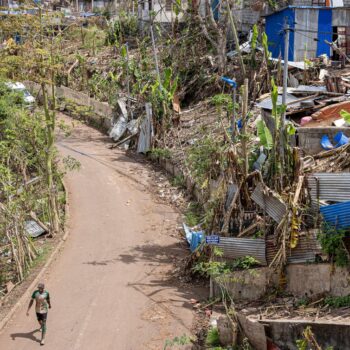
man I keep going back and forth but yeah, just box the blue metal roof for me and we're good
[320,201,350,231]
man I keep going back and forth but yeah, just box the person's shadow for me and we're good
[10,329,41,343]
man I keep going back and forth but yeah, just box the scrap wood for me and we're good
[286,94,319,106]
[314,143,350,159]
[220,181,242,235]
[237,218,262,238]
[325,40,350,64]
[29,212,49,233]
[67,59,79,75]
[110,133,136,149]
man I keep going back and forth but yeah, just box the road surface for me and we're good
[0,115,203,349]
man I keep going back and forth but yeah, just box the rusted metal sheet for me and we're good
[266,231,322,265]
[307,173,350,203]
[251,183,287,223]
[217,237,267,265]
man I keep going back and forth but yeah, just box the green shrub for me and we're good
[206,328,220,347]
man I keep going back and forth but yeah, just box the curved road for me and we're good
[0,115,203,349]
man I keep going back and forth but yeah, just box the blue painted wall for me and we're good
[266,8,296,61]
[316,9,332,57]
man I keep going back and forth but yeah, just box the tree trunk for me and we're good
[42,84,60,235]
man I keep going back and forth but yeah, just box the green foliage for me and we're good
[184,202,202,227]
[262,32,271,62]
[296,339,308,350]
[193,260,231,278]
[296,297,309,308]
[149,67,179,122]
[325,295,350,308]
[286,121,296,136]
[251,24,259,52]
[210,93,235,114]
[232,256,260,269]
[149,147,171,160]
[193,254,259,279]
[186,135,226,188]
[268,0,277,9]
[106,12,138,45]
[0,81,63,282]
[206,328,220,347]
[257,119,273,149]
[163,334,191,349]
[171,174,186,188]
[250,24,259,67]
[340,109,350,123]
[318,230,349,267]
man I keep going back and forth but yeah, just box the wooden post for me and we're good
[242,78,249,177]
[225,0,246,77]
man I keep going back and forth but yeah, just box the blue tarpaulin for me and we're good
[183,223,204,252]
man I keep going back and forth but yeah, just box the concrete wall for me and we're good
[297,127,350,154]
[266,319,350,350]
[218,264,350,301]
[214,267,278,300]
[26,82,113,131]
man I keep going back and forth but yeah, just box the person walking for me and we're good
[26,283,51,345]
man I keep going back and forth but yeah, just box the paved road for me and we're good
[0,116,203,349]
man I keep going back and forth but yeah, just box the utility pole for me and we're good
[281,21,290,185]
[282,22,289,130]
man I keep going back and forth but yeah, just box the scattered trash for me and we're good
[183,223,204,252]
[109,115,127,142]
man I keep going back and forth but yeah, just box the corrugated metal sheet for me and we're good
[256,93,300,111]
[332,8,350,27]
[266,231,322,265]
[217,237,267,265]
[294,8,319,61]
[320,201,350,230]
[288,231,323,264]
[225,183,238,210]
[307,173,350,202]
[251,183,287,223]
[25,220,46,238]
[137,103,153,154]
